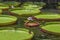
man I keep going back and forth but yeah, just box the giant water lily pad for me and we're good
[0,3,9,9]
[23,2,45,7]
[22,5,40,10]
[22,4,40,10]
[0,15,17,26]
[46,22,60,25]
[41,24,60,35]
[34,2,46,7]
[10,9,40,17]
[0,28,33,40]
[35,14,60,19]
[0,6,9,9]
[4,1,20,6]
[22,2,43,10]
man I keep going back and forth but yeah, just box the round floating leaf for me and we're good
[22,2,46,10]
[34,2,46,7]
[35,14,60,19]
[0,29,33,40]
[41,24,60,34]
[4,1,20,6]
[0,2,9,9]
[22,2,41,10]
[0,15,17,26]
[10,9,40,17]
[0,6,9,9]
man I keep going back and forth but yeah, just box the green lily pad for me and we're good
[22,5,40,10]
[23,2,45,7]
[22,2,42,10]
[41,24,60,34]
[35,14,60,19]
[0,6,9,9]
[46,22,60,25]
[34,2,46,7]
[10,9,40,16]
[0,2,9,9]
[0,15,17,26]
[0,28,33,40]
[4,1,20,6]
